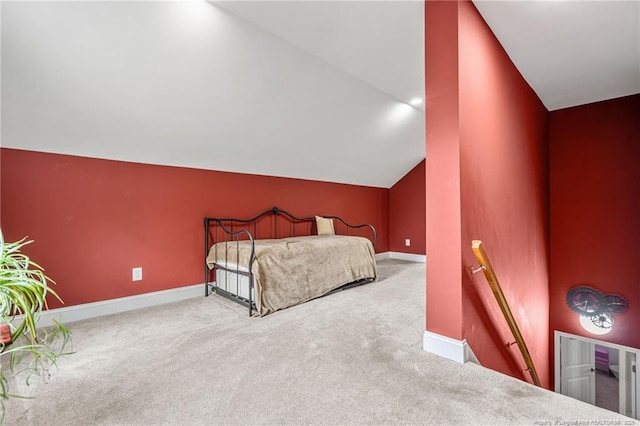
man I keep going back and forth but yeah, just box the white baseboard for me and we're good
[390,252,426,263]
[376,251,426,263]
[466,344,480,365]
[33,251,423,329]
[423,330,472,364]
[35,283,204,328]
[375,252,392,261]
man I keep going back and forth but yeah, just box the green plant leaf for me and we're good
[0,229,71,420]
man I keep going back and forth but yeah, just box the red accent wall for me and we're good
[549,94,640,354]
[425,0,463,340]
[389,160,425,254]
[425,1,550,387]
[1,148,389,308]
[458,0,550,388]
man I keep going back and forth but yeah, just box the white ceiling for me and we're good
[213,1,425,107]
[1,1,425,189]
[216,0,640,112]
[474,0,640,111]
[3,1,638,190]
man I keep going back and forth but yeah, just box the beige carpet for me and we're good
[3,259,634,425]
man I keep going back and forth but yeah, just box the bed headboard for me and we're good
[204,206,377,247]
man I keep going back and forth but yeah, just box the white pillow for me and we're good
[315,216,335,235]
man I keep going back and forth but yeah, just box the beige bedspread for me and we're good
[206,235,377,316]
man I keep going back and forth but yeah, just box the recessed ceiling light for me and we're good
[409,98,423,106]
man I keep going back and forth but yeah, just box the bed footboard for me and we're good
[203,219,256,315]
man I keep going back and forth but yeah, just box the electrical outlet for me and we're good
[132,267,143,282]
[405,239,411,247]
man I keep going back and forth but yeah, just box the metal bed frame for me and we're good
[203,206,377,316]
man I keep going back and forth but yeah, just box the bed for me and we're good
[204,207,378,316]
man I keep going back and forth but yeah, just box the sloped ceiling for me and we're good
[213,1,425,106]
[4,1,636,189]
[222,0,640,116]
[473,0,640,111]
[1,1,425,189]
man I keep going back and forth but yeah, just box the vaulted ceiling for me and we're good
[474,0,640,111]
[1,1,424,189]
[2,1,638,188]
[213,1,425,107]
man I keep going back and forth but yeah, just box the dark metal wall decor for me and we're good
[566,285,629,331]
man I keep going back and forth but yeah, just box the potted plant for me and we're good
[0,229,71,420]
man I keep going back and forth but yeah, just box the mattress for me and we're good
[214,262,254,301]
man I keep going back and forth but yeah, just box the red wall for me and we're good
[0,148,389,308]
[425,0,464,341]
[425,1,550,387]
[549,94,640,354]
[389,160,425,254]
[458,0,550,388]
